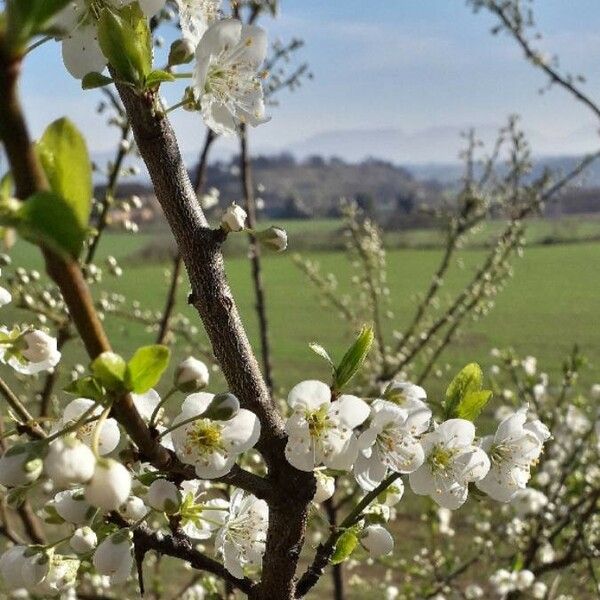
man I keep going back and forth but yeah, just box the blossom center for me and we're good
[305,405,331,440]
[186,419,223,455]
[428,444,458,472]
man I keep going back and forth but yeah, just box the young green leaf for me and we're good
[333,325,374,392]
[145,69,175,89]
[98,3,152,88]
[36,118,92,229]
[64,377,105,403]
[82,72,114,90]
[456,389,493,421]
[18,191,86,257]
[308,342,335,368]
[445,363,492,421]
[125,345,170,393]
[331,529,359,565]
[91,352,127,392]
[0,172,13,200]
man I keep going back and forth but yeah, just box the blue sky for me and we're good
[18,0,600,162]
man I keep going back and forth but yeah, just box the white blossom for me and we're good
[131,389,161,423]
[221,203,247,232]
[354,398,430,490]
[360,524,394,557]
[0,328,61,374]
[532,581,548,598]
[476,408,547,502]
[119,495,149,521]
[85,458,132,511]
[515,569,535,591]
[30,554,79,596]
[284,380,370,472]
[171,392,260,479]
[0,444,43,488]
[0,545,28,590]
[313,471,335,503]
[175,356,210,393]
[54,0,167,79]
[522,355,537,376]
[21,551,51,588]
[179,480,228,539]
[52,489,96,524]
[146,478,182,514]
[0,285,11,307]
[43,436,96,488]
[55,398,120,456]
[215,490,268,578]
[93,531,133,584]
[193,19,268,135]
[175,0,220,47]
[409,419,490,509]
[70,526,98,554]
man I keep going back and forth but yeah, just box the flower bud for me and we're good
[175,356,210,393]
[53,489,95,524]
[515,569,535,590]
[0,285,11,307]
[257,226,288,252]
[70,526,98,554]
[0,443,43,488]
[43,437,96,488]
[21,550,51,587]
[93,531,133,582]
[146,479,182,514]
[85,459,132,511]
[168,38,195,66]
[360,524,394,557]
[202,392,240,421]
[21,329,61,372]
[119,495,149,521]
[313,471,335,503]
[221,203,247,232]
[0,545,28,590]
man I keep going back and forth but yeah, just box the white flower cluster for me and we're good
[284,380,550,511]
[54,0,269,136]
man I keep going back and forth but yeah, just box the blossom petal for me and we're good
[221,408,260,452]
[61,24,107,79]
[333,394,370,429]
[287,380,331,411]
[354,450,387,491]
[238,24,268,67]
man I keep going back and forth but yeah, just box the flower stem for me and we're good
[91,405,112,456]
[25,36,52,56]
[156,413,203,439]
[165,100,188,114]
[149,386,177,428]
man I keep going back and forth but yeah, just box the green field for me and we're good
[4,223,599,398]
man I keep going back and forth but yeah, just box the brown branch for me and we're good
[487,2,600,122]
[113,82,315,598]
[240,125,274,395]
[155,253,183,345]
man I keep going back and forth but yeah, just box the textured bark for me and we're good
[114,85,316,599]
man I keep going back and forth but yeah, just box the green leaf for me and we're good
[98,3,152,87]
[0,172,13,201]
[6,0,71,48]
[145,69,175,89]
[333,325,374,392]
[331,530,359,565]
[91,352,127,392]
[18,191,86,257]
[445,363,492,421]
[64,376,105,403]
[125,345,170,393]
[82,72,114,90]
[37,118,92,229]
[308,342,334,368]
[456,389,493,421]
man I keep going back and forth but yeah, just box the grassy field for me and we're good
[4,223,599,397]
